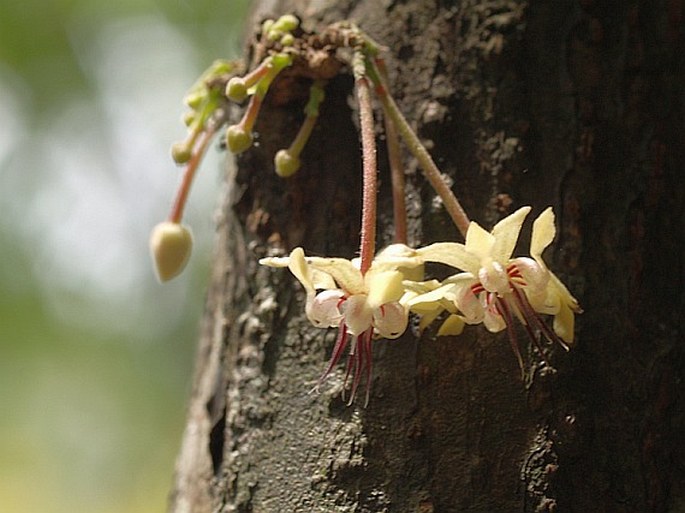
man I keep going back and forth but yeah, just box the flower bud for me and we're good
[226,125,253,154]
[149,222,193,282]
[184,91,205,109]
[261,19,274,35]
[182,111,195,126]
[171,141,192,164]
[267,29,284,42]
[273,14,299,33]
[226,77,248,103]
[280,33,295,47]
[270,53,293,70]
[274,149,300,177]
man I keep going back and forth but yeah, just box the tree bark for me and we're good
[170,1,685,512]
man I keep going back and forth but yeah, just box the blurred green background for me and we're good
[0,1,249,511]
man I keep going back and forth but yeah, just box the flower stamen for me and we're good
[313,321,349,393]
[495,297,525,373]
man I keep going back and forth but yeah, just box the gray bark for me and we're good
[170,1,685,512]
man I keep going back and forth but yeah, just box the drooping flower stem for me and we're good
[354,52,378,275]
[291,80,326,155]
[227,54,293,154]
[368,59,471,239]
[241,59,272,89]
[237,93,263,134]
[168,124,218,224]
[375,58,408,244]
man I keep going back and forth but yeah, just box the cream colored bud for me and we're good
[226,125,253,154]
[226,77,248,103]
[274,149,300,177]
[149,222,193,282]
[182,111,195,126]
[171,141,192,164]
[273,14,299,32]
[280,33,295,46]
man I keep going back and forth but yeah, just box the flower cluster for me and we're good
[263,207,580,398]
[151,16,582,404]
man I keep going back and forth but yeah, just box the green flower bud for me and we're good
[171,141,192,164]
[182,111,195,126]
[280,33,295,46]
[273,14,299,33]
[149,222,193,282]
[271,53,293,71]
[226,125,253,154]
[226,77,248,103]
[261,19,274,35]
[274,149,300,177]
[184,91,205,109]
[267,29,283,42]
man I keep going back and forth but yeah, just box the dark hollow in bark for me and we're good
[170,1,685,512]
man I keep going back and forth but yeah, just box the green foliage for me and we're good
[0,1,249,512]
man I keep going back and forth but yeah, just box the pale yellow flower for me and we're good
[260,244,422,338]
[408,206,581,367]
[260,244,423,403]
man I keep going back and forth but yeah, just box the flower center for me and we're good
[478,258,511,295]
[341,294,374,336]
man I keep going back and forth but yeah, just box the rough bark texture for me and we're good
[170,1,685,512]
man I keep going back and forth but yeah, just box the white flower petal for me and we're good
[373,302,408,339]
[511,257,549,293]
[341,295,373,335]
[310,269,337,290]
[553,302,575,346]
[372,244,424,271]
[416,242,481,274]
[478,259,510,294]
[258,256,289,268]
[530,207,556,260]
[465,221,496,261]
[483,308,506,333]
[287,247,315,294]
[306,289,344,328]
[307,257,365,294]
[491,206,531,262]
[455,285,485,324]
[549,272,581,313]
[365,270,404,308]
[437,314,465,336]
[407,283,459,308]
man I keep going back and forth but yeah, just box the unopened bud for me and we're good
[261,19,274,35]
[274,149,300,177]
[270,53,293,71]
[273,14,299,33]
[171,141,192,164]
[267,29,283,42]
[149,222,193,282]
[182,111,195,126]
[226,77,248,103]
[226,125,253,154]
[184,91,205,109]
[280,33,295,46]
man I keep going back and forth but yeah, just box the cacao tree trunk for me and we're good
[170,1,685,512]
